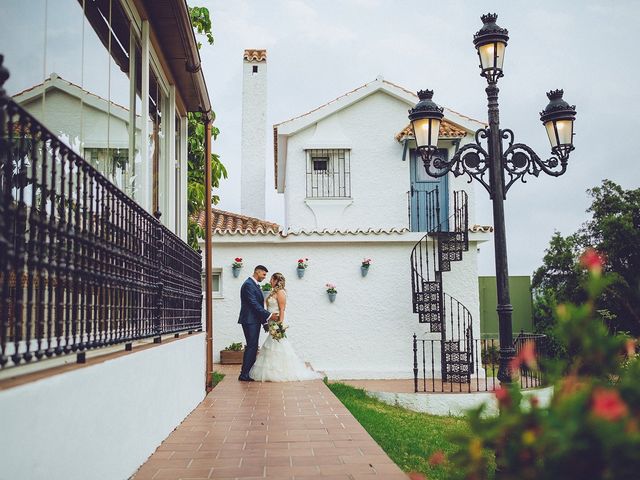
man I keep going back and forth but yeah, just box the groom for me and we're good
[238,265,279,381]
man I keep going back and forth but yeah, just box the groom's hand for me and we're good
[262,323,269,332]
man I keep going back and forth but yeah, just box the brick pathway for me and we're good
[132,365,407,479]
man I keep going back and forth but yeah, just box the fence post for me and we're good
[413,333,418,393]
[154,214,163,343]
[0,55,10,367]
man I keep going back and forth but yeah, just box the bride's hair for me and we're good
[268,272,286,300]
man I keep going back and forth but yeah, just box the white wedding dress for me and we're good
[249,295,322,382]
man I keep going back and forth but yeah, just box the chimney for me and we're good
[240,49,267,219]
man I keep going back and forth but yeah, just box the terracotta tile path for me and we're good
[132,365,407,479]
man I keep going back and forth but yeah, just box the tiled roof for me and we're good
[243,49,267,62]
[283,227,410,236]
[196,208,280,235]
[395,121,467,142]
[469,224,494,233]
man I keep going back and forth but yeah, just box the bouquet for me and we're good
[232,257,243,268]
[268,320,288,341]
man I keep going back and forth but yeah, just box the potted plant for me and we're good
[220,342,244,364]
[296,258,309,278]
[361,258,372,277]
[261,282,272,300]
[231,257,243,278]
[326,283,337,302]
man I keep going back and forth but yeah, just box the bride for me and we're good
[250,273,322,382]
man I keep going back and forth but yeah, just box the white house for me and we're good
[204,50,492,380]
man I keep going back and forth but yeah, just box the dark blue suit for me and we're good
[238,277,271,379]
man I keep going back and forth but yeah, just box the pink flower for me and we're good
[591,388,628,422]
[510,340,537,372]
[428,450,446,466]
[580,248,605,275]
[494,386,511,408]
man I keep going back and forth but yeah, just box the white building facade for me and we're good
[205,51,491,380]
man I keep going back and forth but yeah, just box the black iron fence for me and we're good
[0,74,202,370]
[413,332,547,393]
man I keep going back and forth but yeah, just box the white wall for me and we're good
[282,90,477,232]
[0,334,205,480]
[368,386,554,417]
[208,233,486,379]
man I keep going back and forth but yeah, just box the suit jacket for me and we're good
[238,277,271,325]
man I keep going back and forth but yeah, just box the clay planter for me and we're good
[262,290,271,300]
[297,267,305,278]
[232,267,241,278]
[220,349,244,364]
[328,292,337,303]
[361,266,370,277]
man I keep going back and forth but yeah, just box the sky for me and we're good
[197,0,640,277]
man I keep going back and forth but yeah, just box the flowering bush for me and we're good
[232,257,243,268]
[297,258,309,269]
[433,248,640,479]
[362,258,372,268]
[326,283,337,294]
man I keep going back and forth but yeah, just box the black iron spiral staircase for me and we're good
[410,188,474,383]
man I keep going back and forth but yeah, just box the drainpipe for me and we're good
[204,112,214,390]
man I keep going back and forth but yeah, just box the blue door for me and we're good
[410,149,449,232]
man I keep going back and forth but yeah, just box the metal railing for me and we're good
[413,332,547,393]
[0,69,202,370]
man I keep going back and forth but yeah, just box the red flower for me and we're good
[235,257,242,262]
[428,450,446,466]
[580,248,605,275]
[494,386,511,408]
[592,388,628,421]
[297,258,304,262]
[408,473,427,480]
[510,340,537,372]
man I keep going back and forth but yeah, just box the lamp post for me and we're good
[408,13,577,383]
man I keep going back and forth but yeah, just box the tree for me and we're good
[532,180,640,337]
[187,6,227,249]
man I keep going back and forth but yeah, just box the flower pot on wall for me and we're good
[232,267,241,278]
[297,267,305,278]
[220,349,244,364]
[328,292,337,303]
[262,290,271,300]
[361,266,370,277]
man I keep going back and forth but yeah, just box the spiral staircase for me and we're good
[410,188,474,383]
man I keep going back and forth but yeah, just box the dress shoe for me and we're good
[238,376,255,382]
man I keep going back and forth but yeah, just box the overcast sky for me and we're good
[196,0,640,277]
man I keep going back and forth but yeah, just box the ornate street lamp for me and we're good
[409,13,577,383]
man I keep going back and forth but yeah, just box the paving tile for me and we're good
[131,364,407,479]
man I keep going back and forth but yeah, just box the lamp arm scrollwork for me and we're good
[501,129,568,194]
[418,127,492,195]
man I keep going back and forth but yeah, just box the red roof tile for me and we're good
[196,208,280,235]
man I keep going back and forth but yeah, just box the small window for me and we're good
[202,268,223,298]
[252,65,258,74]
[306,149,351,198]
[312,158,329,172]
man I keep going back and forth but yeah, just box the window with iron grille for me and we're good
[305,149,351,198]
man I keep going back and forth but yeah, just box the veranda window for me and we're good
[305,149,351,198]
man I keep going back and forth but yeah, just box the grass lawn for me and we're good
[327,381,495,480]
[210,371,225,388]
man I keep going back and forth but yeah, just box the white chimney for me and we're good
[240,49,267,219]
